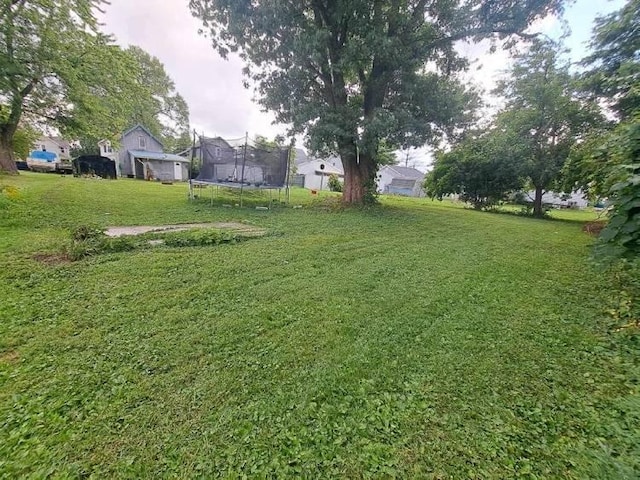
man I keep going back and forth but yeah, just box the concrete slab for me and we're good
[104,222,266,238]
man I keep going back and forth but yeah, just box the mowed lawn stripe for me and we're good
[0,173,637,478]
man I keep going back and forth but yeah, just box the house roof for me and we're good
[315,165,343,175]
[128,150,190,162]
[123,124,164,148]
[199,136,233,148]
[384,165,425,179]
[38,136,71,148]
[294,148,308,165]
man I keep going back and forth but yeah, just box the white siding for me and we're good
[297,160,343,191]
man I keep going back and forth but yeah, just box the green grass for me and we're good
[1,172,638,478]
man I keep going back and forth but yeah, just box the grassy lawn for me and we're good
[1,172,638,478]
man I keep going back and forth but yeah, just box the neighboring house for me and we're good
[522,190,589,209]
[377,165,425,197]
[100,125,190,182]
[296,157,344,190]
[98,139,117,160]
[27,136,72,172]
[191,136,234,163]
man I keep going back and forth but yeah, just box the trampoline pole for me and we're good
[286,144,292,204]
[240,132,248,208]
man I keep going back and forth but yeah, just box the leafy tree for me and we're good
[190,0,565,204]
[580,0,639,121]
[124,46,190,149]
[494,40,602,217]
[425,128,524,209]
[595,159,640,262]
[0,1,191,173]
[0,108,39,159]
[563,0,639,198]
[71,46,192,157]
[0,0,110,173]
[11,123,39,160]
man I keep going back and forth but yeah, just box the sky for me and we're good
[99,0,626,170]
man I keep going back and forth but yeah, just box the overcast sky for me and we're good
[99,0,625,169]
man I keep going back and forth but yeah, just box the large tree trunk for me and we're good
[533,185,544,217]
[339,142,377,205]
[0,131,19,174]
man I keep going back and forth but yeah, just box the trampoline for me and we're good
[189,135,292,207]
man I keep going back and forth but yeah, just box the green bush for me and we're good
[595,164,640,262]
[328,174,342,192]
[595,164,640,326]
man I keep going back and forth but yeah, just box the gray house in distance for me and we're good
[377,165,426,197]
[105,125,190,181]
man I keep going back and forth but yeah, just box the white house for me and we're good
[98,139,117,160]
[377,165,425,197]
[523,190,589,209]
[296,158,344,190]
[26,136,73,172]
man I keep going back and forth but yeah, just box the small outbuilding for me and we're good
[73,155,117,179]
[128,150,191,182]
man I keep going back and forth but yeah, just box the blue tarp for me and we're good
[30,151,57,162]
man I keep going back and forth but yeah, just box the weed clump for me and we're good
[66,226,246,260]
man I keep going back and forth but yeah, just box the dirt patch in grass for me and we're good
[582,220,606,236]
[31,253,72,265]
[104,222,266,238]
[0,350,19,364]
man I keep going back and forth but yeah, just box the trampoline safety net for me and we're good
[195,137,290,189]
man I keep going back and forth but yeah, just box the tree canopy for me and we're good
[427,40,602,216]
[0,0,109,172]
[190,0,565,204]
[580,0,639,121]
[425,127,524,209]
[72,46,192,156]
[493,41,602,215]
[564,0,640,198]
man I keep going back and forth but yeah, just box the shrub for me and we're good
[162,229,237,247]
[594,164,640,327]
[67,226,139,260]
[328,174,343,192]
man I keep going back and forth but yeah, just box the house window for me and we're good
[139,136,147,149]
[215,146,221,158]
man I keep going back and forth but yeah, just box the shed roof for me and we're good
[129,150,190,162]
[384,165,425,179]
